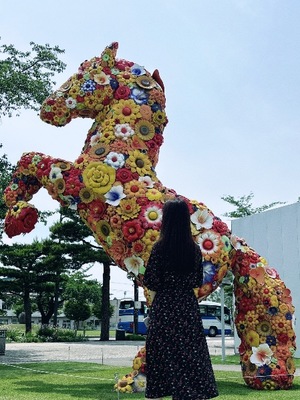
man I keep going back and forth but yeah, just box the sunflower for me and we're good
[257,321,272,336]
[135,120,155,141]
[79,187,94,203]
[54,178,66,194]
[95,220,111,241]
[286,357,296,375]
[126,150,152,175]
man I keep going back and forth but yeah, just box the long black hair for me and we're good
[157,198,198,274]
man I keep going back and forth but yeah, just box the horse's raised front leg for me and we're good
[3,151,74,237]
[231,238,296,390]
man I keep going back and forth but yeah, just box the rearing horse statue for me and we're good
[3,42,296,391]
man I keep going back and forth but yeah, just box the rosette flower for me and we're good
[82,162,116,195]
[5,202,38,238]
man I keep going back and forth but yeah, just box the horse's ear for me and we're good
[152,69,165,92]
[101,42,118,66]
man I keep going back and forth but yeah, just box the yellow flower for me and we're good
[99,128,115,144]
[83,162,116,195]
[270,295,279,307]
[152,110,167,126]
[124,180,147,198]
[112,99,141,123]
[96,220,111,241]
[127,150,152,175]
[79,187,94,203]
[135,119,155,140]
[133,357,142,370]
[117,198,141,220]
[244,311,259,328]
[286,357,296,374]
[142,229,159,252]
[256,321,272,336]
[54,178,66,194]
[246,330,260,347]
[146,188,163,201]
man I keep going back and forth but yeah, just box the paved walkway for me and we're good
[0,340,298,375]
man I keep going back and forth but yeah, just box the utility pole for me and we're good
[133,279,139,334]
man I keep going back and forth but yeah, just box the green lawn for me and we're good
[0,362,299,400]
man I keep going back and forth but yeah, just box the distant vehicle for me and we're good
[199,300,232,337]
[117,298,148,335]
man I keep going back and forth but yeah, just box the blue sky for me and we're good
[1,0,300,298]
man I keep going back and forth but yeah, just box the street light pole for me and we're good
[220,277,232,362]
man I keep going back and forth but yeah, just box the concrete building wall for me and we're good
[232,202,300,357]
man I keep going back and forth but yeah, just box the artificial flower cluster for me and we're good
[114,347,146,393]
[232,239,296,389]
[3,42,296,391]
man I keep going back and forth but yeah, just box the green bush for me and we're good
[2,325,24,342]
[37,326,87,342]
[125,333,146,341]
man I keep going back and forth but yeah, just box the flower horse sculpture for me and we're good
[4,42,296,391]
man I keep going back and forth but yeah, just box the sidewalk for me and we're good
[0,341,298,376]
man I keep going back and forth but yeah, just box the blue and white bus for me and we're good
[199,300,232,337]
[117,298,148,335]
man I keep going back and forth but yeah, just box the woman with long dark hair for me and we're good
[144,199,218,400]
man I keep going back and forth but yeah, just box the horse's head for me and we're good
[40,42,167,167]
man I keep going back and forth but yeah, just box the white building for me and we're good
[232,202,300,358]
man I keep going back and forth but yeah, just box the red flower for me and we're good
[5,206,38,237]
[19,207,38,233]
[114,85,131,100]
[5,216,24,238]
[88,200,107,219]
[212,219,229,235]
[116,168,136,183]
[122,220,145,242]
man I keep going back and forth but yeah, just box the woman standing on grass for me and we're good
[143,199,219,400]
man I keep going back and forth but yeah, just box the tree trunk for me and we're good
[100,262,110,341]
[37,296,55,326]
[53,276,60,326]
[24,289,32,333]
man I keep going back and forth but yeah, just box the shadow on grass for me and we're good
[217,378,300,398]
[12,380,114,399]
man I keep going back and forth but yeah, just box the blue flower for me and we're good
[257,364,272,378]
[110,79,119,90]
[130,64,146,76]
[130,87,149,105]
[266,335,276,346]
[203,261,216,284]
[268,307,278,316]
[151,103,161,112]
[81,79,96,93]
[285,312,293,320]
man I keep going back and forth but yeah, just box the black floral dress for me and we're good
[143,244,219,400]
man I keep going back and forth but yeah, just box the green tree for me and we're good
[50,207,113,340]
[0,241,45,332]
[63,272,103,334]
[0,146,15,241]
[221,192,285,219]
[0,40,66,118]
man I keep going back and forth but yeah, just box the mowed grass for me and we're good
[0,361,299,400]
